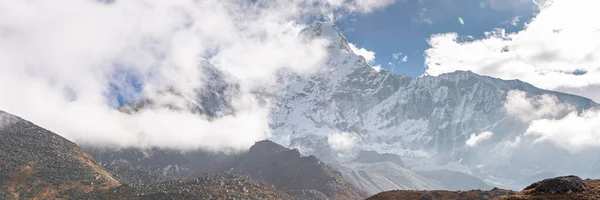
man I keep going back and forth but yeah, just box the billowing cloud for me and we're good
[466,131,493,147]
[504,90,574,122]
[424,0,600,102]
[348,42,376,63]
[502,90,600,152]
[0,0,395,151]
[526,110,600,153]
[327,132,359,150]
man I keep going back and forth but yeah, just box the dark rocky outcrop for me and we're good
[523,175,586,194]
[231,140,367,199]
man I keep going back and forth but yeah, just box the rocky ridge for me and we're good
[0,111,119,199]
[230,140,366,199]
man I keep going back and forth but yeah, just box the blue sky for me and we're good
[336,0,540,77]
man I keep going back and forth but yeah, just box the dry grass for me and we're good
[5,162,37,199]
[73,147,120,188]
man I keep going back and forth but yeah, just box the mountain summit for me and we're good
[301,21,354,53]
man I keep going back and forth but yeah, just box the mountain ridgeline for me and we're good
[2,20,600,199]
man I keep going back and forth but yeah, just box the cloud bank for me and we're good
[526,110,600,153]
[424,0,600,102]
[0,0,394,151]
[466,131,493,147]
[328,132,359,151]
[504,90,574,122]
[502,90,600,153]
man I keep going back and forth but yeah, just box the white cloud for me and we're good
[503,90,600,152]
[0,0,395,151]
[466,131,494,147]
[424,0,600,102]
[511,16,521,26]
[389,53,407,68]
[371,65,382,72]
[351,0,396,13]
[414,7,433,24]
[392,52,407,63]
[327,132,358,150]
[526,109,600,153]
[392,52,402,60]
[348,42,376,64]
[504,90,574,122]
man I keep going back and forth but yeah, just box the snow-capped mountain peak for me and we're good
[301,21,354,54]
[270,22,599,189]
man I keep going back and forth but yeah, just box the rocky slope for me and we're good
[85,146,242,180]
[85,140,366,199]
[0,111,119,199]
[81,174,292,200]
[331,161,445,195]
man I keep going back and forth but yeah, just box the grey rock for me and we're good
[524,175,586,194]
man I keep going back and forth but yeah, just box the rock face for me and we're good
[0,111,119,199]
[523,175,586,194]
[230,140,367,199]
[353,150,405,167]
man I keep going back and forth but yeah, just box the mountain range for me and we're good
[2,21,600,199]
[269,21,599,189]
